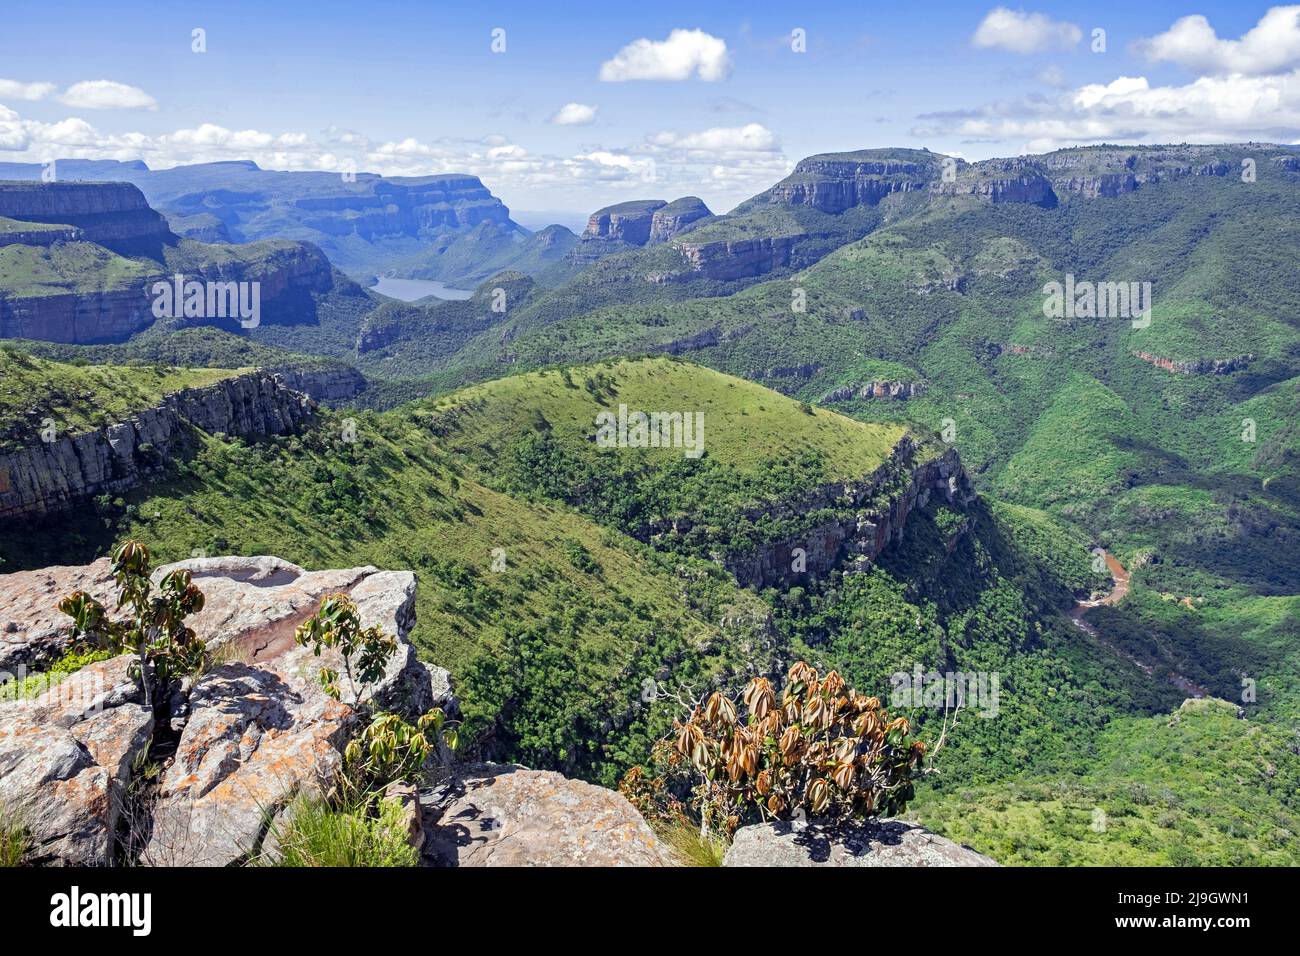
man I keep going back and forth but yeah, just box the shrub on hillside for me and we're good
[628,662,925,835]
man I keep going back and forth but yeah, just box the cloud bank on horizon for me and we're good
[3,5,1300,213]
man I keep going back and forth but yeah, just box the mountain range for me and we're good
[1,142,1297,866]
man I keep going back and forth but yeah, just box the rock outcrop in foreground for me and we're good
[724,819,998,867]
[0,556,448,866]
[421,764,673,867]
[1,554,986,867]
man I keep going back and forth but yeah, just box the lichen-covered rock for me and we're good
[422,764,673,867]
[724,818,999,867]
[0,558,116,672]
[143,662,354,867]
[0,655,152,866]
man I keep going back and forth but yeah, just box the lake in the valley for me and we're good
[369,276,474,302]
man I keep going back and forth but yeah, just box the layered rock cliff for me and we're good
[821,380,928,402]
[290,174,513,239]
[0,373,314,522]
[1132,350,1253,375]
[270,364,367,403]
[571,196,713,263]
[720,440,972,590]
[0,181,171,252]
[760,154,938,213]
[674,234,798,280]
[0,282,162,343]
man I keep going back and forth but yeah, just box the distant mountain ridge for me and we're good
[0,159,554,286]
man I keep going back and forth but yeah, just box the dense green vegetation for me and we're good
[911,698,1300,865]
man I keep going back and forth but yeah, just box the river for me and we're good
[1070,550,1208,698]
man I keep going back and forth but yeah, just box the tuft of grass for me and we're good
[0,808,31,867]
[653,819,729,867]
[267,795,419,868]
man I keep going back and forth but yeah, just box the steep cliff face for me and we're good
[675,234,798,280]
[0,282,161,342]
[1132,351,1253,375]
[722,441,973,590]
[0,181,171,252]
[932,160,1057,206]
[572,197,713,263]
[1036,146,1245,198]
[581,199,668,244]
[291,175,513,239]
[649,197,712,242]
[821,381,928,402]
[0,373,314,522]
[270,365,367,403]
[760,153,939,213]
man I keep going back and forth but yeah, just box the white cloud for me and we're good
[915,69,1300,152]
[0,79,55,101]
[599,28,731,82]
[58,80,157,110]
[550,102,597,125]
[1137,6,1300,76]
[650,123,777,152]
[0,100,782,214]
[972,7,1081,54]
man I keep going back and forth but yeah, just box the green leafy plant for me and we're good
[293,593,397,702]
[58,541,207,708]
[652,662,926,835]
[344,710,454,788]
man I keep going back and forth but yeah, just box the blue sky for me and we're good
[3,2,1298,218]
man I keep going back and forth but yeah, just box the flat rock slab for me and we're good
[423,765,673,867]
[0,655,152,865]
[0,558,116,671]
[143,662,354,867]
[724,818,999,867]
[156,556,442,715]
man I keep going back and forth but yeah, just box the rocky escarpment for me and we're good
[1035,146,1264,198]
[571,197,713,263]
[0,181,171,253]
[649,197,712,242]
[289,175,513,239]
[821,380,928,402]
[0,373,314,523]
[0,282,162,343]
[719,439,973,590]
[932,160,1057,206]
[674,234,799,281]
[270,365,367,403]
[1132,350,1253,375]
[759,153,939,213]
[0,553,993,867]
[0,221,81,247]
